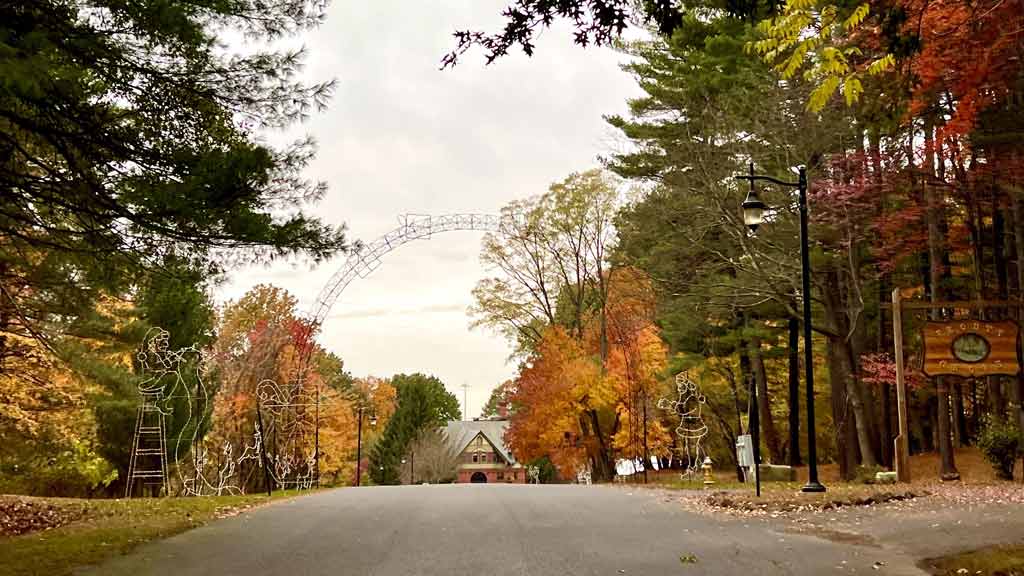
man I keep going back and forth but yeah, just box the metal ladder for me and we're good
[125,392,169,497]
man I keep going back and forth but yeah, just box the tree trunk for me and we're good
[750,332,784,463]
[871,129,894,469]
[936,379,960,479]
[917,393,933,453]
[881,382,893,468]
[989,379,1007,420]
[970,381,980,439]
[953,383,966,447]
[828,339,855,480]
[823,265,879,469]
[1011,172,1024,470]
[924,119,959,480]
[587,409,615,481]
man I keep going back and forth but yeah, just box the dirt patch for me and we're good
[809,528,879,547]
[0,495,88,537]
[698,487,926,516]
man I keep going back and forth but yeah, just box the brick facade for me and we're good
[456,468,526,484]
[444,419,526,484]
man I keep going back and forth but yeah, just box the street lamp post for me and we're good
[736,162,826,493]
[354,406,378,487]
[355,407,364,487]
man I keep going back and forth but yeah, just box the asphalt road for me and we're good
[84,484,927,576]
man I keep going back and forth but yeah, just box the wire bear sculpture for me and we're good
[657,371,709,482]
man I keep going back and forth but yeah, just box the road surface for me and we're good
[84,484,927,575]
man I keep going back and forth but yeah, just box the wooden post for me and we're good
[892,288,911,483]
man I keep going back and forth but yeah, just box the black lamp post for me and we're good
[354,406,377,487]
[736,162,826,493]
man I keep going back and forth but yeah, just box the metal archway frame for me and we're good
[269,213,504,489]
[308,214,501,326]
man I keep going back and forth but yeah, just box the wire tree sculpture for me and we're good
[657,371,709,482]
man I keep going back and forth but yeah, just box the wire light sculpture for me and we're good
[128,327,215,497]
[528,466,540,484]
[657,371,709,482]
[128,328,294,496]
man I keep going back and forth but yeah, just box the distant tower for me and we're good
[460,383,471,421]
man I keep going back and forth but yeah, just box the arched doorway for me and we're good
[470,472,488,483]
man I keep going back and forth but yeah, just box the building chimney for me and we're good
[497,400,509,419]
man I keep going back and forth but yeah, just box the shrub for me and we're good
[977,416,1021,481]
[853,464,886,485]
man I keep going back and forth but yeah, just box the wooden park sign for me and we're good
[890,292,1022,484]
[922,320,1020,377]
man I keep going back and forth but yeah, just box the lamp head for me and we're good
[742,185,767,232]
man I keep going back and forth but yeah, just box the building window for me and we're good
[497,471,504,480]
[472,454,478,463]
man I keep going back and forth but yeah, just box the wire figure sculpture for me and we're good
[128,327,211,497]
[125,391,169,497]
[128,327,275,497]
[657,371,709,482]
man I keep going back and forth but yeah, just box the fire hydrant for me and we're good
[701,456,715,487]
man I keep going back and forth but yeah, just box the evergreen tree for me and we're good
[369,374,460,485]
[0,0,347,375]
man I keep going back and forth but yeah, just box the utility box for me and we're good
[736,434,754,469]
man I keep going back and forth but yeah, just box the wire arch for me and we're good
[273,213,507,488]
[308,213,502,325]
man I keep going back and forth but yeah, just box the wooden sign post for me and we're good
[891,289,911,483]
[891,291,1021,483]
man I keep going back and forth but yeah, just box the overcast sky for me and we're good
[215,1,644,419]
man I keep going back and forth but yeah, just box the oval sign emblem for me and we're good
[952,333,990,363]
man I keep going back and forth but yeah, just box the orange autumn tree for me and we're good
[506,267,673,480]
[600,268,673,467]
[205,284,362,490]
[506,326,612,479]
[0,335,115,495]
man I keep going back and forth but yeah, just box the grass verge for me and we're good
[0,491,303,576]
[923,544,1024,575]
